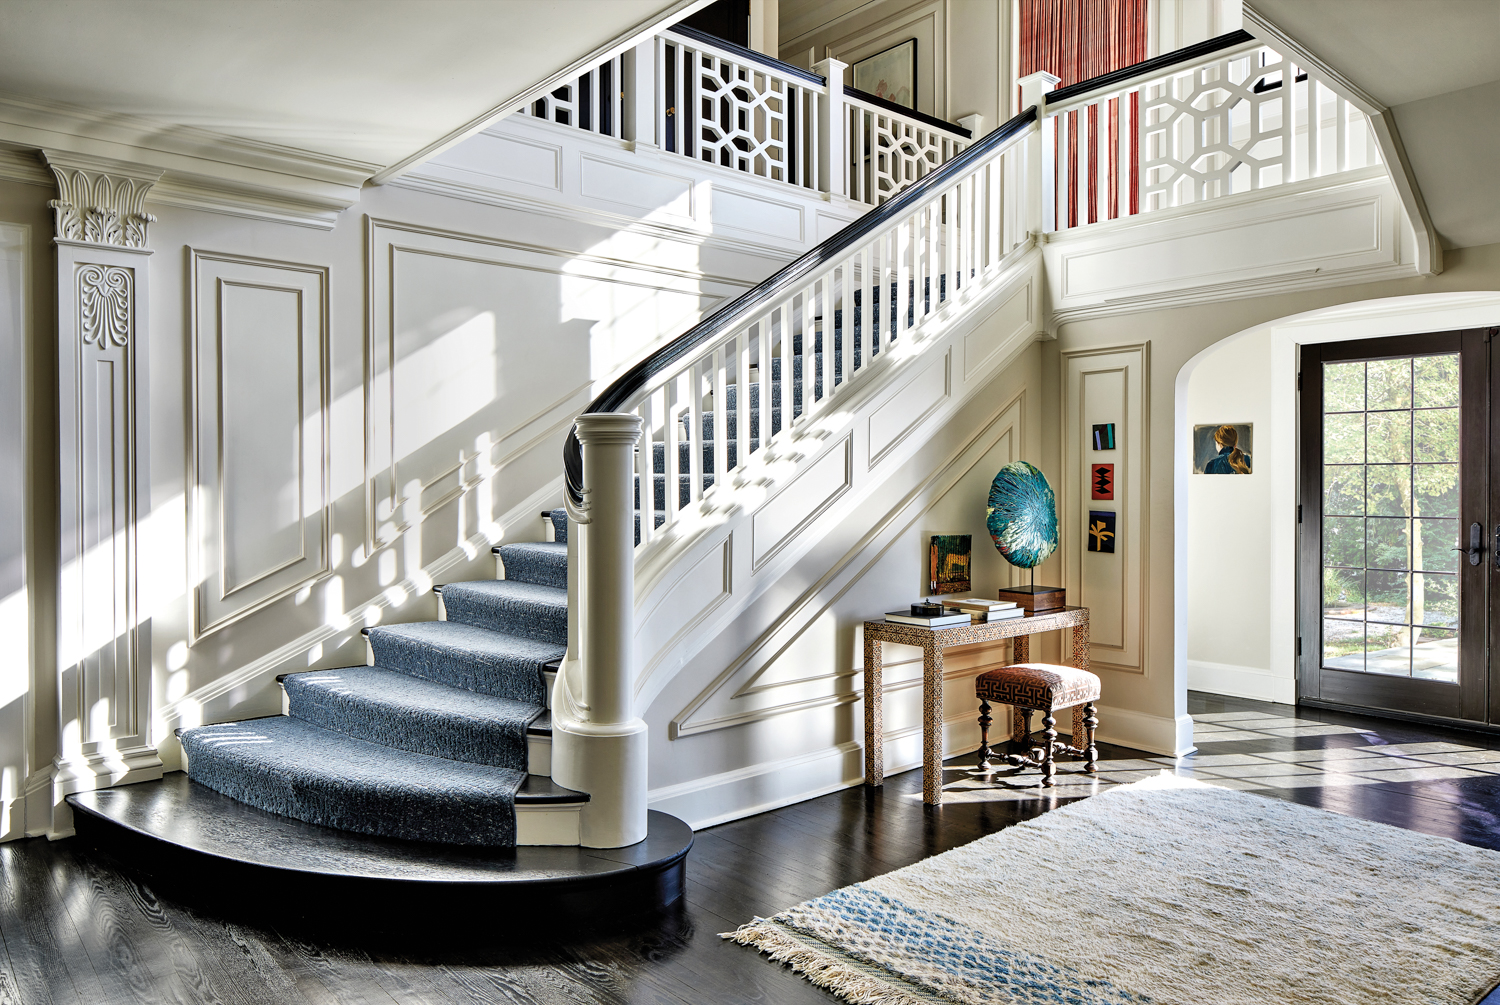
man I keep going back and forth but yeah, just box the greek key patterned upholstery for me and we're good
[975,663,1101,711]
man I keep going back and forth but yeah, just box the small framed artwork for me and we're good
[1092,423,1116,450]
[928,534,972,594]
[853,39,916,109]
[1087,511,1116,553]
[1193,423,1253,474]
[1091,463,1115,500]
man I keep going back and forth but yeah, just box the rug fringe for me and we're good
[722,921,930,1005]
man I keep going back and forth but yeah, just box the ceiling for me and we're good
[1252,0,1500,250]
[0,0,690,173]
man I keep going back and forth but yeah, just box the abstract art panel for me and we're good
[1087,511,1116,553]
[928,534,972,594]
[853,38,916,109]
[1091,463,1114,500]
[1092,423,1116,450]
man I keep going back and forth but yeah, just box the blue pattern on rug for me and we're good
[773,885,1149,1005]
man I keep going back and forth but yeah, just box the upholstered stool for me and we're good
[974,663,1101,785]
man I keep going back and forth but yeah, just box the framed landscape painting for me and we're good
[854,39,916,109]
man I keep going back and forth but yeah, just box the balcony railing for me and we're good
[516,25,972,207]
[1041,30,1381,231]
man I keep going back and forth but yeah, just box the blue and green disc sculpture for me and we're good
[986,461,1058,571]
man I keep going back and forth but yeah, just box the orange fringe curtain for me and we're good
[1019,0,1147,225]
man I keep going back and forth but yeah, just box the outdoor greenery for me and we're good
[1320,354,1461,669]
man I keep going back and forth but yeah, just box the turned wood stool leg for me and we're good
[1040,710,1057,786]
[1011,707,1031,755]
[1083,702,1099,772]
[976,701,993,768]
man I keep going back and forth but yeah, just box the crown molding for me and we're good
[0,91,376,229]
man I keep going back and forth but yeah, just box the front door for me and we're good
[1299,330,1491,723]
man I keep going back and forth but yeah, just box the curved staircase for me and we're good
[67,512,691,927]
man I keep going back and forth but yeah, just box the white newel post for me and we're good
[624,41,658,151]
[42,150,165,838]
[1017,72,1060,235]
[813,58,847,199]
[552,413,648,848]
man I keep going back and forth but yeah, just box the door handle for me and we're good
[1453,522,1484,566]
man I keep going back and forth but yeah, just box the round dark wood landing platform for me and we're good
[67,773,692,943]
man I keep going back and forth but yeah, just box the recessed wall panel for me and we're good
[192,252,328,639]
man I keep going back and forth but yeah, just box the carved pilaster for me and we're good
[42,151,161,248]
[43,150,162,836]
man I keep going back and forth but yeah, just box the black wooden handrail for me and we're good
[843,86,972,138]
[563,104,1040,506]
[1046,29,1256,105]
[665,25,826,86]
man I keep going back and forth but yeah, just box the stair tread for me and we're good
[438,579,568,646]
[369,620,565,665]
[366,620,561,706]
[180,717,585,847]
[492,541,567,588]
[528,709,552,736]
[282,666,542,770]
[493,540,566,559]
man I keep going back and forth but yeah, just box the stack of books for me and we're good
[944,598,1025,623]
[884,598,1027,627]
[884,606,970,627]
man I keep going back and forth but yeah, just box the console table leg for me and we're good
[864,637,884,786]
[1071,620,1089,670]
[922,641,944,805]
[1012,634,1030,664]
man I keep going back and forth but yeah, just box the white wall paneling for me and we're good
[0,223,27,840]
[364,217,749,549]
[395,115,860,261]
[190,251,329,640]
[1042,170,1417,328]
[45,152,165,833]
[1063,343,1148,674]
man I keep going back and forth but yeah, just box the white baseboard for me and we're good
[649,742,865,830]
[1095,705,1195,757]
[1187,660,1296,705]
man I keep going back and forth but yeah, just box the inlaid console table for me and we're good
[862,606,1091,804]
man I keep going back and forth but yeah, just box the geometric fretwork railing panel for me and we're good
[509,27,971,204]
[1140,46,1380,211]
[661,32,817,189]
[846,97,968,206]
[1047,39,1381,231]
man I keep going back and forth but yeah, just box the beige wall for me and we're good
[779,0,1010,128]
[1057,241,1500,734]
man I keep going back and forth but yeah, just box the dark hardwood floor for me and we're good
[6,692,1500,1004]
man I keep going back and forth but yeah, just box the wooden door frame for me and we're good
[1297,329,1489,724]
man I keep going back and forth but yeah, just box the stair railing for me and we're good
[1040,29,1383,232]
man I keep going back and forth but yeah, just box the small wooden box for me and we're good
[997,585,1066,613]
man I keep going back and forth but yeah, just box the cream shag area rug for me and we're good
[725,776,1500,1005]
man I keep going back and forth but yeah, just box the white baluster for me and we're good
[712,345,728,493]
[687,362,703,506]
[736,327,751,467]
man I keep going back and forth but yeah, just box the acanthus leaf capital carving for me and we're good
[41,150,163,249]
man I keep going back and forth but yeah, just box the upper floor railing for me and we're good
[1040,29,1381,231]
[517,24,972,207]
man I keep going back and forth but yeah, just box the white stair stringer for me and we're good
[628,245,1046,723]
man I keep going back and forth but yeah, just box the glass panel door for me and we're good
[1300,331,1489,722]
